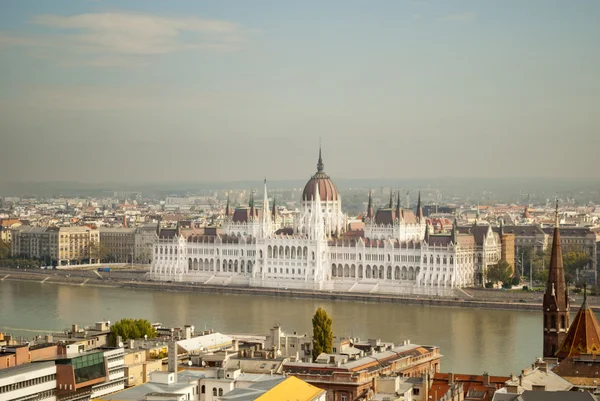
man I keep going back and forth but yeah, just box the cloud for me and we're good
[0,12,247,66]
[439,12,476,22]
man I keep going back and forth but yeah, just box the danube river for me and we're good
[0,280,541,375]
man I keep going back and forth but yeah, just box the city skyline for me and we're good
[1,0,599,183]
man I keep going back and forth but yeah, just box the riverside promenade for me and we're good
[0,266,595,312]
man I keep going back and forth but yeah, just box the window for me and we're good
[219,388,224,396]
[213,388,217,396]
[201,385,205,394]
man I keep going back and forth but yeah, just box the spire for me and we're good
[272,195,278,222]
[249,190,255,221]
[176,220,181,237]
[416,191,423,223]
[424,222,430,243]
[317,144,324,172]
[555,198,560,227]
[225,192,231,217]
[395,190,401,221]
[389,189,393,209]
[451,217,458,244]
[156,215,162,237]
[543,199,570,358]
[366,190,374,220]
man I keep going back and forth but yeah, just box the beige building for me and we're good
[0,219,22,244]
[12,225,100,266]
[123,349,162,387]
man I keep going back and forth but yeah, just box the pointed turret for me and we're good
[156,215,162,237]
[543,199,570,359]
[556,284,600,360]
[424,223,430,243]
[262,179,269,219]
[225,193,231,218]
[416,191,423,223]
[249,190,255,221]
[317,145,324,173]
[272,195,278,222]
[389,189,393,209]
[451,218,458,244]
[175,220,181,237]
[366,190,374,220]
[395,190,402,221]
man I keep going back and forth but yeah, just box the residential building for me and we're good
[0,343,60,370]
[99,227,136,263]
[431,372,509,401]
[0,361,57,401]
[134,224,158,264]
[11,226,100,266]
[492,390,597,401]
[123,349,162,387]
[218,375,326,401]
[283,340,441,401]
[0,218,22,244]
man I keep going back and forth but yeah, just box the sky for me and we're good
[0,0,599,184]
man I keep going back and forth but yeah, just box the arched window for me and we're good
[551,315,556,330]
[213,388,217,396]
[201,385,205,394]
[312,251,315,260]
[544,314,547,329]
[219,388,224,396]
[561,316,565,330]
[259,249,263,259]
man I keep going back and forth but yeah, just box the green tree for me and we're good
[486,260,513,286]
[110,318,157,346]
[312,307,333,361]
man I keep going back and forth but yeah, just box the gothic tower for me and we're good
[543,200,570,358]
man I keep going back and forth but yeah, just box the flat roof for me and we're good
[0,361,56,379]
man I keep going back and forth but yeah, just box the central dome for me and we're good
[302,148,339,202]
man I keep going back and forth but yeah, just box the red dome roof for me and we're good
[302,148,339,202]
[303,172,339,202]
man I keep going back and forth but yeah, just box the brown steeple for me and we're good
[271,195,278,222]
[366,190,374,220]
[395,190,402,221]
[556,285,600,360]
[543,200,570,359]
[416,191,423,223]
[225,192,231,218]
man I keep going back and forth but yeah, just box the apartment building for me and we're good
[11,226,100,266]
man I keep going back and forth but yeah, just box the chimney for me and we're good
[72,324,79,333]
[122,215,127,228]
[184,326,192,340]
[168,341,178,381]
[45,335,53,343]
[422,372,429,401]
[448,372,454,384]
[483,372,490,386]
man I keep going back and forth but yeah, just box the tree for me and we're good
[487,260,513,287]
[312,307,333,361]
[110,318,157,346]
[0,240,10,259]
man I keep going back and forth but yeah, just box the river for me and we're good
[0,280,541,375]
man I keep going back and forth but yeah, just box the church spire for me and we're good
[543,199,570,359]
[249,190,255,221]
[317,144,324,172]
[389,189,393,209]
[451,217,458,244]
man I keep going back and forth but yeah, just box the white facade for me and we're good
[150,152,502,295]
[91,348,125,399]
[0,362,57,401]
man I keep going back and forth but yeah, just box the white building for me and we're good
[150,150,502,294]
[90,347,126,399]
[0,361,57,401]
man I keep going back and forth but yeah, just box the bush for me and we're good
[511,276,520,286]
[523,286,529,291]
[485,282,494,289]
[572,287,582,294]
[502,282,512,289]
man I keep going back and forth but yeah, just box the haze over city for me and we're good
[1,0,599,184]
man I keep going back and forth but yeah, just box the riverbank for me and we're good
[0,267,595,312]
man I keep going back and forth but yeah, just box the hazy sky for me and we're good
[1,0,599,183]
